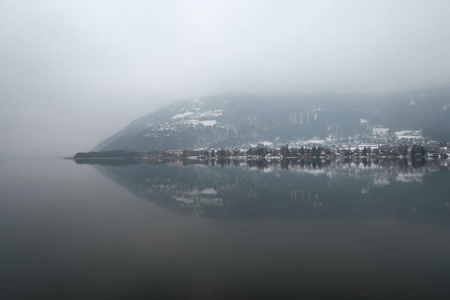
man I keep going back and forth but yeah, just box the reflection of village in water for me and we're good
[88,157,450,222]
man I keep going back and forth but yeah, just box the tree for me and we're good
[256,144,269,158]
[317,146,323,157]
[411,145,426,158]
[299,146,305,156]
[280,144,290,157]
[411,145,416,157]
[402,145,408,156]
[362,147,368,156]
[417,145,427,156]
[217,148,228,158]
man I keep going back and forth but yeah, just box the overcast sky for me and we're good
[1,0,450,156]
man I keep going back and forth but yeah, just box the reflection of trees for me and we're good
[170,157,438,171]
[90,158,450,222]
[246,159,270,171]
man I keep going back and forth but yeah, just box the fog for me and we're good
[1,0,450,156]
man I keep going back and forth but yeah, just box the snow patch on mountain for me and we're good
[172,112,194,119]
[184,120,217,126]
[372,127,389,135]
[197,110,223,118]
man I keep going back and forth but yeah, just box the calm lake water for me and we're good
[1,158,450,299]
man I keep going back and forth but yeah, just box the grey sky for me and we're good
[1,0,450,156]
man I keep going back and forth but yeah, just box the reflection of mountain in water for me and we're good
[90,159,450,222]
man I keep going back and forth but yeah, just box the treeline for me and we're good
[73,150,175,159]
[73,143,446,160]
[182,143,446,159]
[182,145,335,159]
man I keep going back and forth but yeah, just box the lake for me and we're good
[1,158,450,299]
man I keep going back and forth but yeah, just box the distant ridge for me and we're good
[96,88,450,152]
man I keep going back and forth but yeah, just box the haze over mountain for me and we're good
[1,1,450,156]
[97,88,450,152]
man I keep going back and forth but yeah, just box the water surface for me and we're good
[1,158,450,299]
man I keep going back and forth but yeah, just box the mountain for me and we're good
[96,88,450,151]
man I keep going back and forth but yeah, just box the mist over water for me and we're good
[1,1,450,156]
